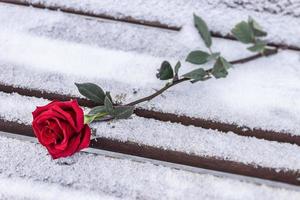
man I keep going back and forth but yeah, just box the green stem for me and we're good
[84,112,108,124]
[126,48,278,107]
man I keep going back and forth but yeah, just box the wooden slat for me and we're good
[1,119,300,186]
[1,0,299,51]
[1,0,300,193]
[0,0,179,31]
[0,91,299,186]
[1,84,299,146]
[2,130,300,198]
[3,131,300,193]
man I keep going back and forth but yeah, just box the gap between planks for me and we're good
[0,84,299,147]
[2,130,300,193]
[0,0,300,51]
[0,119,300,187]
[1,0,300,189]
[0,0,178,31]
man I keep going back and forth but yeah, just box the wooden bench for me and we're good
[0,0,300,198]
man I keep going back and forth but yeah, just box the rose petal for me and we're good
[55,100,84,132]
[32,100,86,159]
[46,144,64,159]
[32,101,59,118]
[39,126,56,145]
[53,100,84,130]
[32,122,47,146]
[51,105,78,132]
[33,111,64,140]
[49,134,81,159]
[33,113,65,146]
[70,100,84,132]
[78,125,91,150]
[34,110,67,127]
[53,121,73,150]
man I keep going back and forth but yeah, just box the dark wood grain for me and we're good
[1,0,299,51]
[1,119,299,186]
[1,84,299,146]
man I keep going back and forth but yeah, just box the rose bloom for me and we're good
[32,100,91,159]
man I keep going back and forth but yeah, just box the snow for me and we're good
[1,92,300,172]
[0,3,252,60]
[0,176,119,200]
[0,2,300,199]
[0,135,300,200]
[93,117,300,171]
[0,24,299,134]
[145,50,300,134]
[14,0,300,47]
[22,0,300,17]
[209,0,300,17]
[0,92,47,124]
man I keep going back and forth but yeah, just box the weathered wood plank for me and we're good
[0,92,300,185]
[0,3,298,138]
[0,25,298,140]
[1,84,300,146]
[1,119,300,186]
[1,0,300,50]
[1,130,300,199]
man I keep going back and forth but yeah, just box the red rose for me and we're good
[32,100,91,159]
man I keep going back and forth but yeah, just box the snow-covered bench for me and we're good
[0,0,300,199]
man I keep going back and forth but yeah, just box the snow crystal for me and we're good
[0,136,299,200]
[14,0,300,47]
[0,3,299,135]
[144,50,300,134]
[0,3,251,60]
[1,2,300,199]
[0,30,299,134]
[1,92,300,171]
[0,176,119,200]
[22,0,300,18]
[92,116,300,171]
[0,92,47,124]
